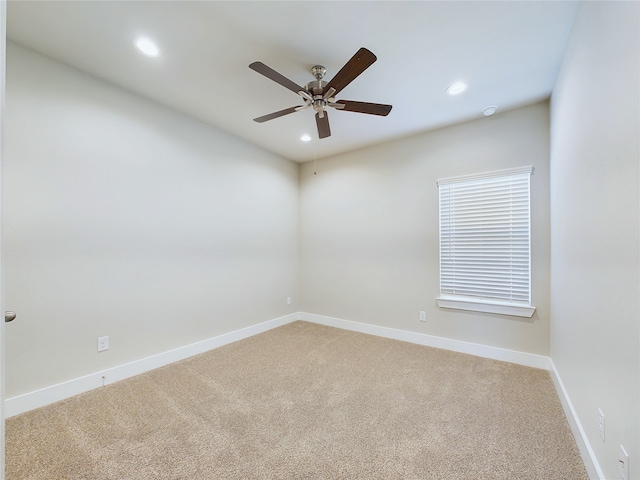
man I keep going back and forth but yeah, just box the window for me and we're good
[437,166,535,318]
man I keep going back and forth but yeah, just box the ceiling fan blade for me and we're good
[316,111,331,139]
[324,48,377,96]
[334,100,392,116]
[249,61,306,95]
[253,106,306,123]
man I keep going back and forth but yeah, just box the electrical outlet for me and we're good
[619,445,629,480]
[419,311,427,322]
[597,408,605,442]
[286,296,292,306]
[97,336,109,352]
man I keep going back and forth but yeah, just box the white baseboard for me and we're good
[6,311,550,417]
[300,312,551,370]
[549,359,603,480]
[6,308,596,480]
[5,313,299,418]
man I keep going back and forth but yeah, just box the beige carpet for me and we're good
[6,321,587,479]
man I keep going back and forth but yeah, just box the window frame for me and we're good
[436,166,536,318]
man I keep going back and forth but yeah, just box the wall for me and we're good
[550,2,639,479]
[3,43,299,398]
[300,102,551,356]
[0,1,7,474]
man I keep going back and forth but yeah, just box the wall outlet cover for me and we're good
[98,336,109,352]
[619,445,629,480]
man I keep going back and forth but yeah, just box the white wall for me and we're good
[300,102,551,356]
[550,2,639,479]
[0,2,7,475]
[3,43,299,398]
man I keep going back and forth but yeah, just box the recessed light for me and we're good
[134,37,160,57]
[482,105,498,116]
[446,82,467,96]
[300,134,312,142]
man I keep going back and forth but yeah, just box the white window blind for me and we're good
[437,166,535,317]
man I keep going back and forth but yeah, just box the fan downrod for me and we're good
[304,65,328,112]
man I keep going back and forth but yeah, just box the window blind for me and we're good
[438,166,533,307]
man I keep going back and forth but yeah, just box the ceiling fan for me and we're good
[249,48,392,139]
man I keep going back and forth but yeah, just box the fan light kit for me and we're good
[134,37,160,57]
[300,134,312,142]
[250,48,392,140]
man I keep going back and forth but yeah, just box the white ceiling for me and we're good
[6,1,579,163]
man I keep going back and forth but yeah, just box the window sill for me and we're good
[437,296,536,318]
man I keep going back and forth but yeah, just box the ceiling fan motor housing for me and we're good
[305,79,327,96]
[306,77,329,112]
